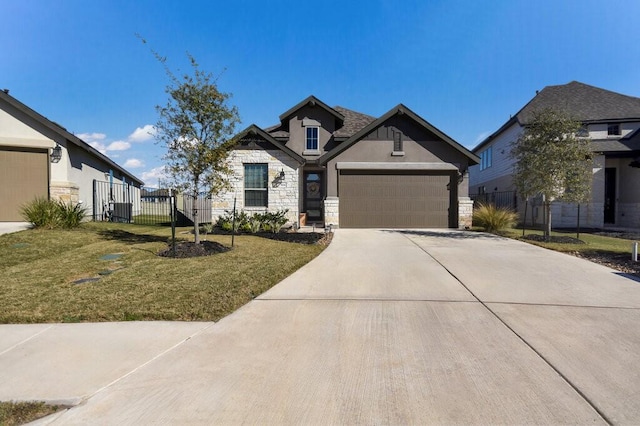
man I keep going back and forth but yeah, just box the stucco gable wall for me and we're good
[0,107,55,148]
[286,105,337,157]
[326,116,471,197]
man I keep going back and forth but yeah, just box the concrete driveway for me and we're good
[0,222,30,235]
[2,229,640,424]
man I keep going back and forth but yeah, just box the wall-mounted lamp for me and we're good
[50,144,62,163]
[278,169,285,179]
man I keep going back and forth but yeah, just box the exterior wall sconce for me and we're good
[278,169,285,179]
[50,144,62,163]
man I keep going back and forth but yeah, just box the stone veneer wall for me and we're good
[458,197,474,229]
[50,181,80,203]
[212,150,300,224]
[323,197,339,227]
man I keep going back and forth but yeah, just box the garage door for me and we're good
[339,171,451,228]
[0,148,49,221]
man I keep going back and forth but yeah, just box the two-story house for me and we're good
[469,81,640,229]
[213,96,479,229]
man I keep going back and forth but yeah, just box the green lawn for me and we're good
[0,222,325,323]
[499,227,637,255]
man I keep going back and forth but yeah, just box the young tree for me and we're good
[510,108,592,240]
[154,54,240,244]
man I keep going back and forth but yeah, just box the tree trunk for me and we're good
[544,200,552,241]
[192,191,200,244]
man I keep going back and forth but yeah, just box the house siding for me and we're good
[212,149,300,224]
[285,105,337,158]
[469,122,522,192]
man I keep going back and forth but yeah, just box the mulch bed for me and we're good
[158,241,230,258]
[158,232,333,258]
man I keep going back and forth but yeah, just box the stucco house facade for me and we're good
[213,96,479,229]
[0,90,143,222]
[469,81,640,229]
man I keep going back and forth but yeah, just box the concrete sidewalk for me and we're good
[1,229,640,424]
[0,222,30,235]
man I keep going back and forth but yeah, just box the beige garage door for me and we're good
[0,148,49,221]
[339,171,451,228]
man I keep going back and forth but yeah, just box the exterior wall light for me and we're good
[50,144,62,163]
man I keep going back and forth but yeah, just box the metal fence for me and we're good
[470,191,518,211]
[93,181,211,226]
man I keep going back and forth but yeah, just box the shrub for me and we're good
[21,197,59,229]
[55,200,87,229]
[473,203,518,233]
[248,213,264,233]
[263,209,289,233]
[21,198,86,229]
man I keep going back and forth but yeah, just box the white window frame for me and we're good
[304,126,320,155]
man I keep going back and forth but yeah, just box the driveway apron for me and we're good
[35,229,640,424]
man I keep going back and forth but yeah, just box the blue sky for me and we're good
[3,0,640,187]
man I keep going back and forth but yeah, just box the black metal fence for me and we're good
[470,191,518,211]
[93,180,212,226]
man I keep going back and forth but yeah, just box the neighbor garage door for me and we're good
[339,171,451,228]
[0,147,49,221]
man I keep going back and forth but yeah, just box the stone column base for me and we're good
[458,197,474,229]
[50,182,80,203]
[324,197,339,227]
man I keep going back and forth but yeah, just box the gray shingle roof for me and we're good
[332,106,376,138]
[517,81,640,124]
[265,105,375,140]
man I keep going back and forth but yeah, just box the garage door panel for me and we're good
[339,173,450,228]
[0,148,49,221]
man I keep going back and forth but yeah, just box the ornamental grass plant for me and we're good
[472,203,519,233]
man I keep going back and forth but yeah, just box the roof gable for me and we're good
[278,95,344,128]
[235,124,305,164]
[318,104,479,165]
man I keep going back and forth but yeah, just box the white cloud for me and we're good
[77,132,106,142]
[141,166,168,187]
[124,158,144,168]
[128,124,156,142]
[89,141,107,155]
[106,141,131,151]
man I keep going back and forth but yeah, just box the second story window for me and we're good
[480,146,492,171]
[306,126,319,151]
[607,124,621,136]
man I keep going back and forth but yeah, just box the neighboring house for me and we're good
[0,90,143,222]
[213,95,479,229]
[469,81,640,229]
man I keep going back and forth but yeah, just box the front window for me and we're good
[244,164,268,207]
[306,126,319,151]
[480,146,492,171]
[607,124,621,136]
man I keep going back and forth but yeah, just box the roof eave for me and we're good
[278,95,345,127]
[0,91,144,186]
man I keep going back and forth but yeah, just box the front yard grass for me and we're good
[0,401,66,425]
[0,222,325,323]
[498,227,636,254]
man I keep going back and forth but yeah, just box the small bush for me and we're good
[473,203,518,233]
[263,209,289,233]
[56,200,87,229]
[21,197,59,229]
[21,198,86,229]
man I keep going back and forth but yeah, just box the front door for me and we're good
[303,172,324,223]
[604,167,616,224]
